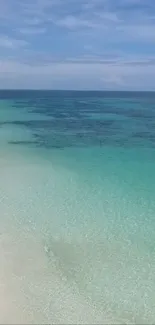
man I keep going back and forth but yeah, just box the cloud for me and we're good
[19,27,46,35]
[0,36,28,49]
[1,0,155,42]
[54,15,96,29]
[0,56,155,90]
[0,0,155,89]
[124,24,155,41]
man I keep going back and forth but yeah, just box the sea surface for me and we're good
[0,90,155,324]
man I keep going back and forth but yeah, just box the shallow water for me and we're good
[0,90,155,323]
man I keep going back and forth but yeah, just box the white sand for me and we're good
[0,155,115,324]
[0,227,122,324]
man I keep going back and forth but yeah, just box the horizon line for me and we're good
[0,89,155,92]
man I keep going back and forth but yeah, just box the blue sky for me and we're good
[0,0,155,90]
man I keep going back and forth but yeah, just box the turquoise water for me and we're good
[0,90,155,323]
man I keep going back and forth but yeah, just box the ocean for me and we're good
[0,90,155,324]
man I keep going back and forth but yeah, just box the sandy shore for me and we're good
[0,158,112,324]
[0,228,122,324]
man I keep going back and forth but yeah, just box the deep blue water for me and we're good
[1,90,155,149]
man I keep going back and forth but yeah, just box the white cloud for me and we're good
[54,15,96,29]
[0,0,155,44]
[124,24,155,41]
[0,0,155,89]
[0,36,28,49]
[0,58,155,90]
[19,27,46,35]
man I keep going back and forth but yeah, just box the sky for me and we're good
[0,0,155,90]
